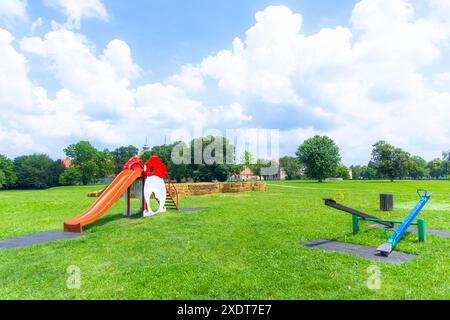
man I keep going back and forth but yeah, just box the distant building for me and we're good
[238,162,288,181]
[281,168,288,180]
[239,168,260,181]
[61,158,72,169]
[262,159,287,181]
[263,167,287,181]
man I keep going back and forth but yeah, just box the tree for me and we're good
[351,164,378,180]
[371,141,412,181]
[139,137,237,182]
[279,156,302,180]
[189,136,236,182]
[59,167,82,186]
[0,171,5,189]
[96,150,115,179]
[13,154,58,189]
[169,141,191,182]
[350,165,364,180]
[49,160,66,187]
[143,144,172,166]
[443,150,450,161]
[63,141,114,185]
[110,145,139,174]
[228,163,244,181]
[441,150,450,176]
[371,141,396,180]
[409,156,429,179]
[365,161,379,179]
[0,154,17,189]
[335,164,351,180]
[142,143,189,181]
[392,148,413,179]
[296,136,341,182]
[428,159,443,178]
[240,151,255,168]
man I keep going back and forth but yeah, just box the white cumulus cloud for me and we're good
[45,0,108,29]
[198,1,450,163]
[0,0,28,24]
[1,0,450,164]
[20,28,136,117]
[0,28,36,111]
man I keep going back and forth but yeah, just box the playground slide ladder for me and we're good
[165,176,179,210]
[377,191,432,256]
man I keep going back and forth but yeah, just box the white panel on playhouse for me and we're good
[142,156,168,217]
[143,176,167,216]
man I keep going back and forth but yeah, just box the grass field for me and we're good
[0,180,449,300]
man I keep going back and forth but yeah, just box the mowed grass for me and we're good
[0,180,449,300]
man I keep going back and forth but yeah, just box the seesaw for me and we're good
[324,190,431,257]
[377,190,431,256]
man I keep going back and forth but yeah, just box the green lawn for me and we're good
[0,180,449,300]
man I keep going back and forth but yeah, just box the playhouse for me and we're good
[64,156,179,233]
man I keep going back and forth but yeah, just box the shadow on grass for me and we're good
[84,211,143,231]
[329,227,385,243]
[80,207,187,233]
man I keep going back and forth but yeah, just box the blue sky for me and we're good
[0,0,449,165]
[23,0,359,91]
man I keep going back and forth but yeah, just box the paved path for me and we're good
[371,225,450,238]
[0,232,84,249]
[304,239,417,265]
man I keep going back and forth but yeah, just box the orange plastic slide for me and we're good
[64,168,143,233]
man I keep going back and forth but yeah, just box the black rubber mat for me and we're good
[0,232,84,249]
[304,240,417,265]
[180,208,204,212]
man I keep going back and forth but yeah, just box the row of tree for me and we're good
[0,137,263,189]
[1,136,448,189]
[0,154,66,189]
[263,137,448,182]
[61,137,294,185]
[352,141,450,181]
[0,142,120,189]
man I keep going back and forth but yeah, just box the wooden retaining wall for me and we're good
[172,181,267,197]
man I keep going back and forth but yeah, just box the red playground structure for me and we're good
[64,156,179,233]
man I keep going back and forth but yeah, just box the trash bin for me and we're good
[380,194,394,211]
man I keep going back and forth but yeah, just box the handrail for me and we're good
[166,175,179,210]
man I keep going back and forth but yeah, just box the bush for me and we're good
[59,167,82,186]
[0,154,17,189]
[13,154,60,189]
[335,164,351,180]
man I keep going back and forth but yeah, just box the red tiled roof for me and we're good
[240,168,254,175]
[62,159,72,169]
